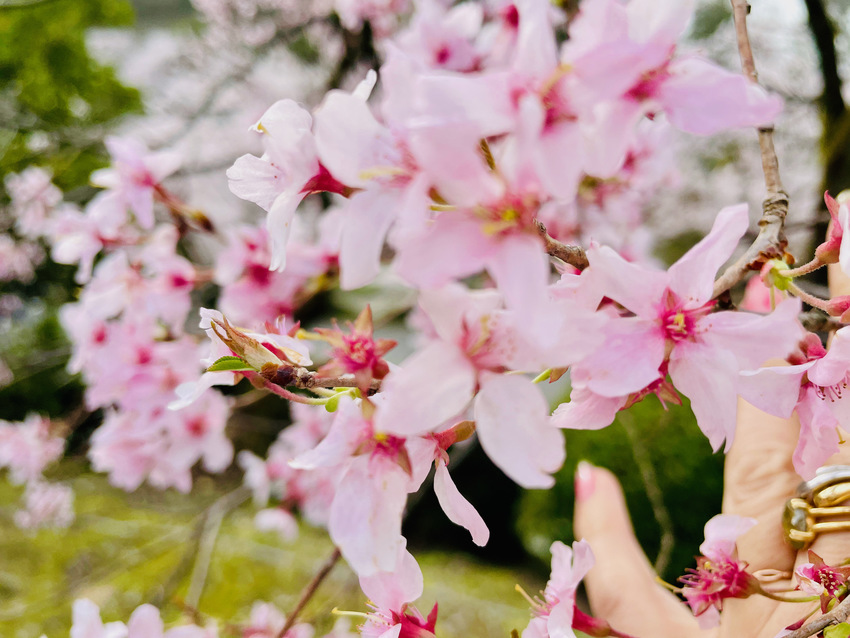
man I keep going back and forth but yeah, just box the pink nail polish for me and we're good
[575,461,596,502]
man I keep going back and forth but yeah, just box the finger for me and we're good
[573,462,703,638]
[722,397,799,573]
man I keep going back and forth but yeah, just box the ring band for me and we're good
[784,466,850,550]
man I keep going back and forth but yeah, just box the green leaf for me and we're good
[206,356,254,373]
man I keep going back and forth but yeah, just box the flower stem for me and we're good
[788,282,832,313]
[783,258,825,278]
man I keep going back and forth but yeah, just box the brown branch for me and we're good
[785,595,850,638]
[534,221,589,271]
[276,547,342,638]
[713,0,789,298]
[264,366,381,392]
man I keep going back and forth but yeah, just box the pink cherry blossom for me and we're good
[679,514,759,628]
[795,550,850,612]
[521,539,595,638]
[14,480,75,529]
[559,204,803,451]
[5,166,62,239]
[0,414,64,485]
[739,329,850,478]
[90,136,181,229]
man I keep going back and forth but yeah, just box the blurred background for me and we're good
[1,0,849,636]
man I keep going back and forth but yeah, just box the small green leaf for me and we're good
[207,356,254,372]
[825,623,850,638]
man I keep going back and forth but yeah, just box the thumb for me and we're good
[573,462,702,638]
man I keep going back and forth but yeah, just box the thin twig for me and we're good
[619,414,675,575]
[713,0,789,298]
[534,221,589,271]
[276,548,342,638]
[264,366,381,392]
[785,595,850,638]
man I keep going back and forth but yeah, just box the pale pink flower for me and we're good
[521,540,594,638]
[227,100,347,272]
[374,284,587,488]
[394,0,483,72]
[358,547,437,638]
[70,599,128,638]
[680,514,759,628]
[795,550,850,612]
[0,414,64,485]
[14,481,75,529]
[559,205,803,451]
[5,166,62,239]
[90,137,181,229]
[740,329,850,478]
[242,601,313,638]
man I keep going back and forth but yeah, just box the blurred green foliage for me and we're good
[0,0,142,193]
[0,470,540,638]
[517,391,724,583]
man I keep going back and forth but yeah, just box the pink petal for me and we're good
[329,455,408,576]
[807,328,850,386]
[434,459,490,546]
[697,298,803,371]
[227,154,286,211]
[485,233,550,322]
[474,373,565,488]
[414,72,517,137]
[667,204,749,305]
[514,0,558,77]
[127,605,164,638]
[625,0,693,44]
[586,244,668,317]
[659,57,783,136]
[570,317,665,398]
[314,90,391,189]
[699,514,757,560]
[418,284,503,346]
[394,215,493,289]
[339,189,399,290]
[795,386,841,479]
[359,546,424,610]
[669,342,739,452]
[267,188,302,271]
[375,341,476,437]
[737,365,807,418]
[551,386,625,430]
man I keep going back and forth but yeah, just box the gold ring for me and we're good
[783,497,850,550]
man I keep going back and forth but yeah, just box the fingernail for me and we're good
[575,461,596,502]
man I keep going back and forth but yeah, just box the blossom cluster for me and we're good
[7,0,850,635]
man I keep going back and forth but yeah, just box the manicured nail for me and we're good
[575,461,596,502]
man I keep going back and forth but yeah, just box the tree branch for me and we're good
[264,366,381,392]
[534,221,589,271]
[785,595,850,638]
[276,547,342,638]
[713,0,789,298]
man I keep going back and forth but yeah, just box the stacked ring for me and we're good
[783,466,850,550]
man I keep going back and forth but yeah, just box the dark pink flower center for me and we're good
[658,291,714,343]
[339,335,378,372]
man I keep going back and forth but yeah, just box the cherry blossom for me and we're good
[679,514,759,628]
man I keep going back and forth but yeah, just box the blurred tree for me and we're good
[0,0,142,193]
